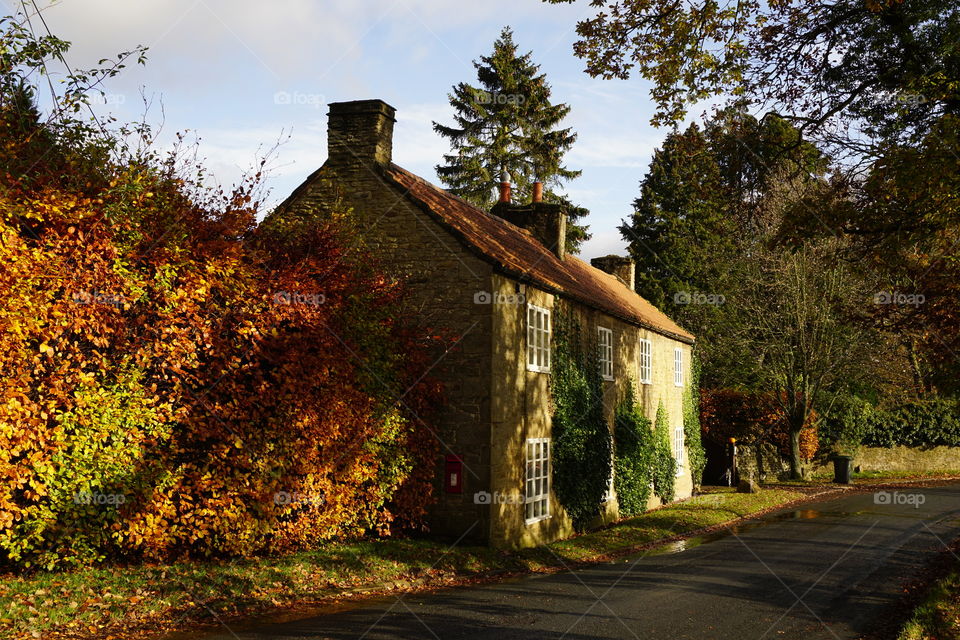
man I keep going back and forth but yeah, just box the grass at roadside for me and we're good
[0,488,802,639]
[898,569,960,639]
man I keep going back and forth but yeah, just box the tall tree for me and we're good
[621,122,731,310]
[846,117,960,393]
[621,111,827,387]
[733,236,874,479]
[624,110,890,477]
[549,0,960,353]
[620,122,742,388]
[433,27,590,252]
[544,0,959,152]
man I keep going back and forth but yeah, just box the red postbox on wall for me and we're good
[444,455,463,493]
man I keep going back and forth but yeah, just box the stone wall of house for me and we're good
[626,314,695,510]
[488,276,694,548]
[570,300,694,513]
[489,276,573,547]
[276,102,495,543]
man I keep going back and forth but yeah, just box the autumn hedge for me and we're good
[0,25,444,570]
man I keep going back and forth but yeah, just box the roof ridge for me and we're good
[383,163,694,343]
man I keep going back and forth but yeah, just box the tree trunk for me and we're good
[908,338,930,395]
[788,427,803,480]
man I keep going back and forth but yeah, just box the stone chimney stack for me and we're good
[591,255,635,290]
[493,201,567,260]
[326,99,396,169]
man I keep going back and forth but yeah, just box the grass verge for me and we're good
[898,569,960,639]
[0,488,802,640]
[896,538,960,640]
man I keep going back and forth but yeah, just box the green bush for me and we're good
[818,395,875,455]
[683,354,707,486]
[550,307,612,530]
[5,367,171,569]
[821,395,960,450]
[652,402,677,502]
[865,398,960,448]
[613,383,654,516]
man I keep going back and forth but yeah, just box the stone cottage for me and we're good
[275,99,695,548]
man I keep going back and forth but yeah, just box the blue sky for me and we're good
[26,0,704,258]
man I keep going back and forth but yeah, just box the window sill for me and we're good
[525,514,552,526]
[527,366,551,374]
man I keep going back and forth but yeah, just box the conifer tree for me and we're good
[433,27,589,252]
[620,111,828,389]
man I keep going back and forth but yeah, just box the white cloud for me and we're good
[39,1,365,81]
[33,0,587,87]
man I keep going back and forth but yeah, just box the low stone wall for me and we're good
[735,443,791,482]
[731,444,960,482]
[813,446,960,475]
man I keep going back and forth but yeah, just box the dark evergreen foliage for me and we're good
[433,27,589,252]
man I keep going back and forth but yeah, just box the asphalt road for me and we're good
[191,484,960,640]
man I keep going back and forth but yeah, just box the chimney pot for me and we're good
[532,181,543,203]
[499,181,512,203]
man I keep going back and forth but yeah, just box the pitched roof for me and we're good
[384,163,695,344]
